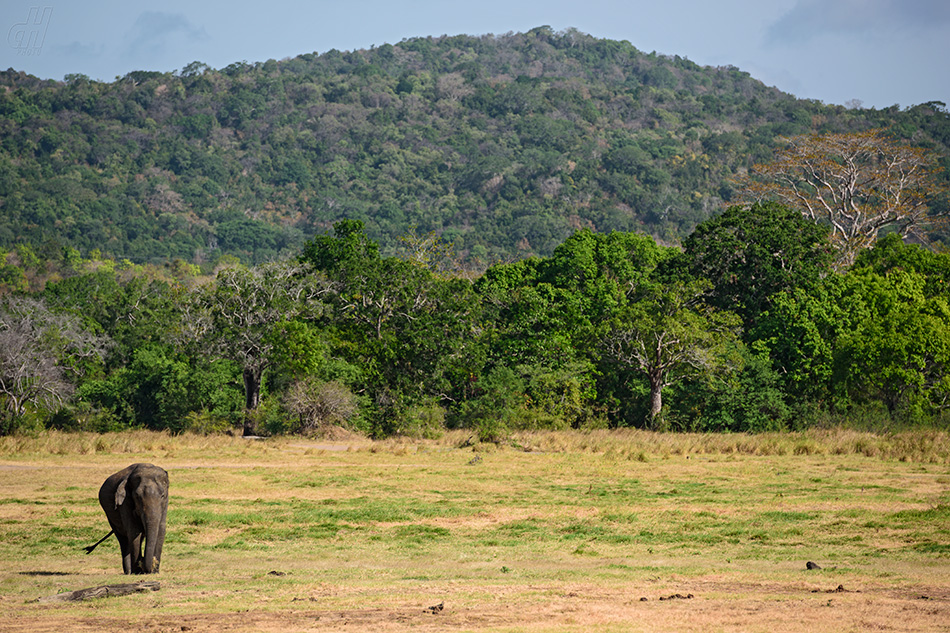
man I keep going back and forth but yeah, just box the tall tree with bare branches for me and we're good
[0,297,110,432]
[735,130,947,269]
[184,261,333,436]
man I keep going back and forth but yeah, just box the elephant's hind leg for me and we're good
[127,532,144,574]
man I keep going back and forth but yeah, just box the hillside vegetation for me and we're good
[2,26,949,265]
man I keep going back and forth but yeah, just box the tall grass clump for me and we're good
[505,428,950,463]
[1,426,947,464]
[0,429,251,458]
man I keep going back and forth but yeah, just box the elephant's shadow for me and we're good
[19,571,71,576]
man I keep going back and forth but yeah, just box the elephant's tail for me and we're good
[83,530,114,554]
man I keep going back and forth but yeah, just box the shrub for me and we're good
[455,366,527,442]
[667,344,790,432]
[182,409,237,435]
[46,403,126,433]
[394,402,446,439]
[282,378,360,434]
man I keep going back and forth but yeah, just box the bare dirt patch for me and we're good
[5,580,949,633]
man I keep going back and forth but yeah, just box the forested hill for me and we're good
[2,26,949,265]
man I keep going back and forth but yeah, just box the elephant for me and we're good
[84,463,169,574]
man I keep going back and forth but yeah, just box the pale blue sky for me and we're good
[2,0,948,109]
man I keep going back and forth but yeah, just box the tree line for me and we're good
[3,197,950,438]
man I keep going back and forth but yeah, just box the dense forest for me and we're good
[3,204,950,438]
[1,26,949,266]
[3,28,950,438]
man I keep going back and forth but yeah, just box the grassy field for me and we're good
[0,429,948,632]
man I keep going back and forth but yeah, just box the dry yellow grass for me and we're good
[0,429,948,632]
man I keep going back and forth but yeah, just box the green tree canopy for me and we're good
[607,278,741,428]
[301,221,484,434]
[683,201,833,330]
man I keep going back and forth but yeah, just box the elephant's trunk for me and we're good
[142,517,161,573]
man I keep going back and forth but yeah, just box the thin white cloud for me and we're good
[54,40,104,59]
[123,11,209,64]
[768,0,950,42]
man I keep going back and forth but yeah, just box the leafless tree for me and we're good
[0,297,110,429]
[435,72,473,102]
[735,129,947,269]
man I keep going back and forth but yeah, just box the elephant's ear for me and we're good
[114,476,130,507]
